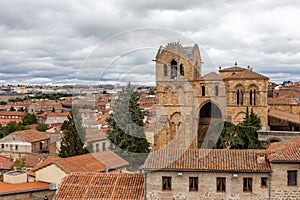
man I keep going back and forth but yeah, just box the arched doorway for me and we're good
[198,102,222,148]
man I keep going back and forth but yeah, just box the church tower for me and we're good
[154,42,225,150]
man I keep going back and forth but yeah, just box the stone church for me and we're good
[154,42,269,150]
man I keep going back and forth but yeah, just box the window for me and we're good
[189,177,198,191]
[261,177,267,187]
[194,61,198,79]
[250,89,253,105]
[201,86,205,96]
[10,144,13,150]
[215,85,219,96]
[237,89,244,105]
[180,64,184,76]
[162,176,171,191]
[243,178,252,192]
[250,89,257,106]
[217,177,226,192]
[1,144,4,149]
[170,60,177,79]
[15,144,18,151]
[288,170,297,186]
[253,90,256,105]
[102,142,106,151]
[164,64,168,76]
[96,144,99,152]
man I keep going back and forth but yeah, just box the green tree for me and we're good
[106,83,150,170]
[10,157,26,170]
[59,110,88,158]
[36,123,48,132]
[0,101,7,105]
[0,121,26,138]
[22,113,37,125]
[9,107,16,111]
[217,121,244,149]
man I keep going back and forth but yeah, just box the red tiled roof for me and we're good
[267,136,300,162]
[0,181,49,194]
[268,109,300,124]
[47,112,69,117]
[144,149,271,172]
[22,155,42,167]
[203,72,222,80]
[32,151,128,173]
[0,111,25,116]
[15,129,49,142]
[219,66,245,72]
[0,155,13,170]
[229,69,268,79]
[56,172,144,200]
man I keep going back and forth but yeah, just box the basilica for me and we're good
[154,42,269,150]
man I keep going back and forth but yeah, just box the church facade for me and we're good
[154,42,269,150]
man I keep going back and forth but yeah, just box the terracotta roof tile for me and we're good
[32,151,128,173]
[267,136,300,162]
[203,72,222,80]
[15,129,49,142]
[229,69,268,79]
[22,155,43,167]
[56,172,144,200]
[144,149,271,172]
[0,155,13,170]
[219,66,245,72]
[268,109,300,124]
[0,181,49,194]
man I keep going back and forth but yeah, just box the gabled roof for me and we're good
[219,66,245,72]
[267,136,300,162]
[32,151,128,173]
[144,149,271,172]
[203,72,222,80]
[15,129,49,143]
[56,172,144,200]
[219,66,268,80]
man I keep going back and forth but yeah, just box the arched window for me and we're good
[236,89,244,105]
[164,64,168,76]
[170,60,177,79]
[253,90,256,105]
[250,89,253,105]
[201,86,205,96]
[180,64,184,76]
[215,85,219,96]
[194,61,198,79]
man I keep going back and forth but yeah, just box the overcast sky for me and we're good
[0,0,299,86]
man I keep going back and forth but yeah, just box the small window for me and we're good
[15,144,18,150]
[201,86,205,96]
[171,60,177,79]
[164,64,168,76]
[1,144,4,149]
[162,176,171,191]
[217,177,226,192]
[261,177,267,187]
[215,85,219,96]
[96,144,99,152]
[102,142,106,151]
[180,64,184,76]
[243,178,252,192]
[189,177,198,191]
[288,170,297,186]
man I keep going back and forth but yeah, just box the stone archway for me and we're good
[198,102,222,148]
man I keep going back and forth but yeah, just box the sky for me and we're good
[0,0,300,86]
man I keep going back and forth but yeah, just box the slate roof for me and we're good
[56,172,144,200]
[267,136,300,162]
[143,149,271,172]
[15,129,49,142]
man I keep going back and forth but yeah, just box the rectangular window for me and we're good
[102,142,106,151]
[1,144,4,149]
[217,177,226,192]
[164,64,168,76]
[162,176,171,191]
[243,178,252,192]
[189,177,198,191]
[261,177,267,187]
[10,144,13,150]
[96,144,99,152]
[288,170,297,186]
[215,85,219,96]
[15,144,18,150]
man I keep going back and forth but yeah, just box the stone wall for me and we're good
[146,171,270,200]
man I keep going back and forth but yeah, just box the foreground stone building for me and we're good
[154,42,268,150]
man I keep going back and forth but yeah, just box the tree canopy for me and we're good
[59,110,88,158]
[22,113,37,125]
[217,107,264,149]
[106,83,150,170]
